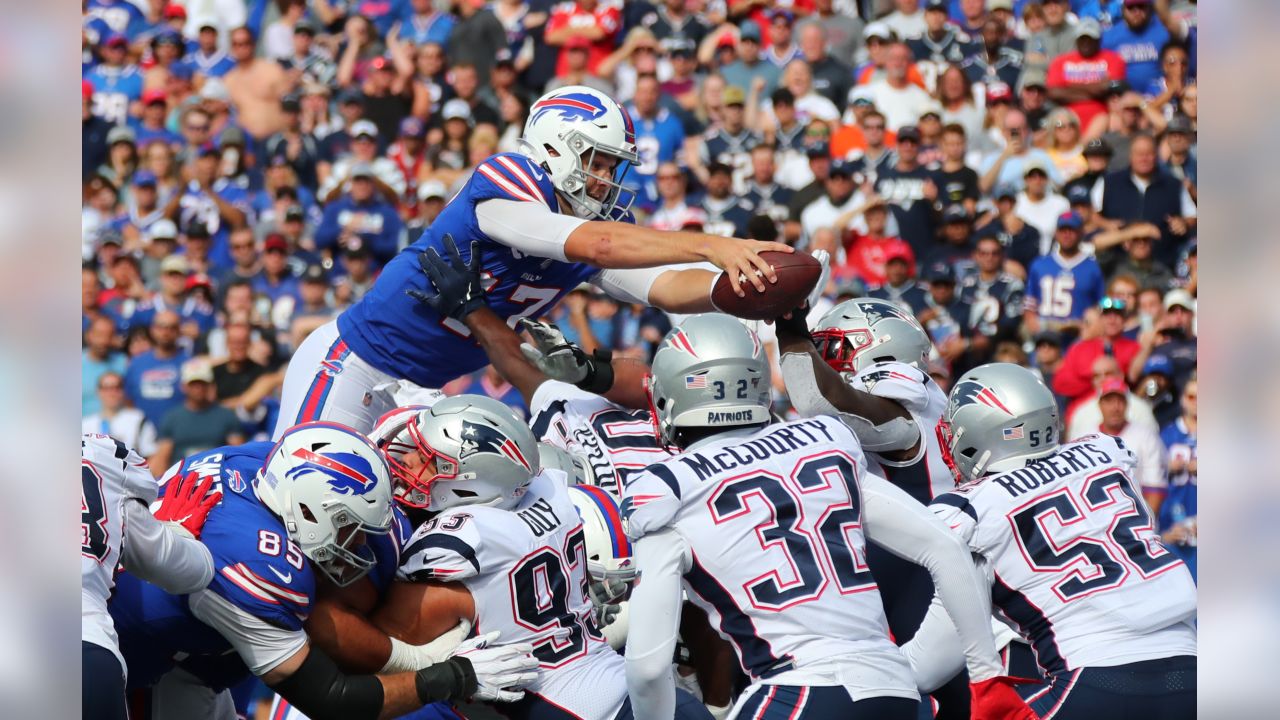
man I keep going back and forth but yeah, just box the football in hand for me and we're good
[711,250,821,321]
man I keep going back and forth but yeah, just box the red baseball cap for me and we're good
[142,88,167,105]
[565,36,592,50]
[986,82,1014,104]
[1099,378,1128,397]
[264,234,289,253]
[163,5,187,20]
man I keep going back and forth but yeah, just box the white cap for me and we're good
[1076,18,1102,39]
[417,179,448,201]
[349,119,378,139]
[1163,288,1195,312]
[442,99,472,123]
[145,219,178,243]
[863,22,893,41]
[199,78,230,103]
[181,358,214,385]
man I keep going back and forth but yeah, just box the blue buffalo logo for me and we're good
[459,421,532,471]
[287,448,379,495]
[530,92,607,128]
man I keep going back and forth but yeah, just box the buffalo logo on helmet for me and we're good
[950,380,1015,416]
[287,447,380,496]
[459,420,532,471]
[530,92,608,127]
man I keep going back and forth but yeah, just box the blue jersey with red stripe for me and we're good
[337,152,616,389]
[109,442,408,691]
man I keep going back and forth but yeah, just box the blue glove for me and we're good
[406,234,487,321]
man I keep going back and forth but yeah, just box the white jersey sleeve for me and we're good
[475,198,587,262]
[939,434,1197,674]
[119,502,215,595]
[81,434,160,668]
[187,590,308,676]
[530,380,670,496]
[851,362,933,417]
[624,529,690,720]
[397,508,485,583]
[861,472,1003,683]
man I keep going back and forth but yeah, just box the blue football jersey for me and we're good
[1024,251,1105,323]
[338,152,610,389]
[86,65,143,124]
[110,442,406,690]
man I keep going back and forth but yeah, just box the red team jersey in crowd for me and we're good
[1047,50,1127,130]
[548,1,621,77]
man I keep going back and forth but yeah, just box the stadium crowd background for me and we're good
[80,0,1197,574]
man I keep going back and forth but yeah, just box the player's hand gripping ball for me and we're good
[711,250,822,321]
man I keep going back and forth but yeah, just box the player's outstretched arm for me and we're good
[566,221,791,297]
[772,307,921,456]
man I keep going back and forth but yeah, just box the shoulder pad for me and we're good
[399,510,484,582]
[474,153,556,209]
[621,461,684,539]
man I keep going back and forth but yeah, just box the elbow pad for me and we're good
[780,353,921,452]
[271,648,385,720]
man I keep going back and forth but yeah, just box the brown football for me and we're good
[711,250,822,321]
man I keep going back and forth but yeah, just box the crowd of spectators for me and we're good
[81,0,1198,568]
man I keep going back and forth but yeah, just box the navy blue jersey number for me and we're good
[509,528,602,666]
[1012,471,1180,601]
[81,464,110,562]
[709,453,874,611]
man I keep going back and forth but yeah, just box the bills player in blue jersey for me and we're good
[86,33,144,124]
[273,86,795,440]
[109,422,538,720]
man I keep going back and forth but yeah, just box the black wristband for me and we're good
[577,349,615,394]
[414,657,477,704]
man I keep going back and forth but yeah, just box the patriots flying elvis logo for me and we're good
[856,301,913,326]
[287,448,379,496]
[950,380,1014,415]
[459,421,532,471]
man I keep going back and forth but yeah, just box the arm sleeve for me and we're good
[861,474,1002,682]
[900,593,967,693]
[625,529,690,720]
[475,198,589,262]
[120,501,215,595]
[188,589,309,676]
[592,266,678,305]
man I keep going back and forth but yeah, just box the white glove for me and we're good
[380,619,473,672]
[807,249,832,309]
[518,318,589,384]
[706,701,733,720]
[450,631,540,703]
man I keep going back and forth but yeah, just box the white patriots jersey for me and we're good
[930,434,1197,675]
[529,380,671,496]
[622,417,917,693]
[851,361,954,504]
[398,472,626,719]
[81,433,157,666]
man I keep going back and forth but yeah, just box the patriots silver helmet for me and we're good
[941,363,1061,483]
[537,442,595,486]
[646,315,772,447]
[256,422,395,587]
[383,395,540,512]
[519,86,639,221]
[567,485,637,604]
[811,297,932,377]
